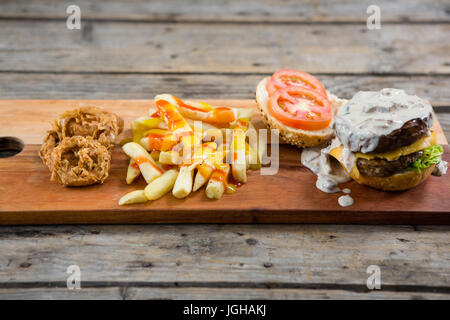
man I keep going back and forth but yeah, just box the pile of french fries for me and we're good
[118,94,264,205]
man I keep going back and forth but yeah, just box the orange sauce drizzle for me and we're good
[161,164,176,171]
[208,107,236,124]
[174,96,209,113]
[236,118,250,129]
[150,110,161,118]
[156,100,188,132]
[210,163,233,193]
[131,162,140,170]
[135,156,163,174]
[197,164,212,180]
[146,133,164,151]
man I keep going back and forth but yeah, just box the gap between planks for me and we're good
[1,17,450,25]
[1,0,449,24]
[0,282,449,294]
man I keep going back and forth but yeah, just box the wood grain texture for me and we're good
[0,225,449,289]
[1,0,449,22]
[0,100,448,225]
[438,113,450,140]
[1,73,450,108]
[1,21,449,74]
[1,0,450,300]
[0,287,449,300]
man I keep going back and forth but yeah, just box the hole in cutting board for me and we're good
[0,137,24,158]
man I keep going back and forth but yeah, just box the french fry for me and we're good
[155,98,192,135]
[122,142,163,183]
[172,165,194,199]
[193,163,212,192]
[131,116,166,144]
[235,108,254,122]
[244,143,251,170]
[139,129,178,152]
[206,163,229,200]
[192,142,218,191]
[231,118,250,183]
[126,159,141,184]
[155,99,203,166]
[150,150,160,161]
[171,140,199,198]
[155,94,238,127]
[180,134,201,164]
[247,123,261,170]
[159,150,181,165]
[186,118,224,142]
[118,190,148,206]
[144,169,179,200]
[251,123,266,169]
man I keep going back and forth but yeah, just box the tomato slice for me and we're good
[268,86,332,131]
[267,69,327,98]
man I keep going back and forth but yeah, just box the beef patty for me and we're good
[372,118,430,153]
[357,151,423,177]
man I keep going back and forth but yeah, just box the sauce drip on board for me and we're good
[301,138,351,193]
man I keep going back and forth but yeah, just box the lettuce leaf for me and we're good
[409,145,443,171]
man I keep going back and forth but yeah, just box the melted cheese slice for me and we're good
[331,131,436,161]
[355,131,436,161]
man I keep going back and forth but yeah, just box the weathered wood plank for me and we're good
[0,286,449,300]
[1,73,450,108]
[0,225,449,287]
[1,21,449,74]
[438,113,450,141]
[1,0,449,22]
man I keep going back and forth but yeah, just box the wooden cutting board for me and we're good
[0,100,449,225]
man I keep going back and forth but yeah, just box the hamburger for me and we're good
[329,88,445,191]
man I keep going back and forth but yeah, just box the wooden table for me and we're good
[0,1,449,299]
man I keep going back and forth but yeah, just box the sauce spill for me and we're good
[301,138,351,194]
[432,160,448,176]
[338,195,354,207]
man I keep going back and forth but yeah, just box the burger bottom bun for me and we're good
[255,78,346,148]
[350,165,435,191]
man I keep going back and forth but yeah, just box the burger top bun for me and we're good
[256,77,346,148]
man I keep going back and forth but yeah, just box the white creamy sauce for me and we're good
[338,195,354,207]
[301,138,351,193]
[432,160,448,176]
[335,88,433,153]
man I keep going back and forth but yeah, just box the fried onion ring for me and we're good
[53,106,124,150]
[50,136,111,187]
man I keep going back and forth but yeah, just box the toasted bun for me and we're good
[349,165,435,191]
[256,77,346,148]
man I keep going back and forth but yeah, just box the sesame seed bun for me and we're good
[256,77,346,148]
